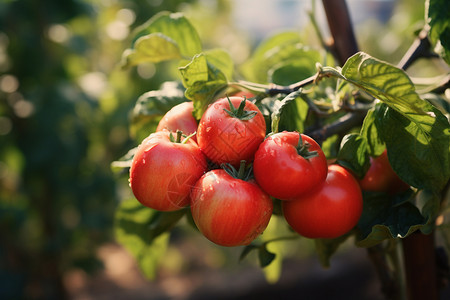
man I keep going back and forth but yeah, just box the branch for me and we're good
[397,26,439,71]
[321,0,359,65]
[265,74,317,96]
[304,111,366,144]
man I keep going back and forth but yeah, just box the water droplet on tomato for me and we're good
[269,149,276,157]
[273,136,283,147]
[206,127,212,132]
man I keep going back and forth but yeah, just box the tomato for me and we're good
[129,131,207,211]
[253,132,328,200]
[190,168,273,247]
[282,164,363,239]
[197,96,266,166]
[359,150,409,194]
[156,102,198,139]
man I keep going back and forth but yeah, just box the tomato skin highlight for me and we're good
[190,169,273,247]
[156,102,198,139]
[129,131,207,211]
[359,150,409,194]
[253,132,328,200]
[197,96,266,166]
[282,164,363,239]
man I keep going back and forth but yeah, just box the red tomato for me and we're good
[359,150,409,194]
[253,132,328,200]
[156,102,198,139]
[282,164,363,239]
[129,131,207,211]
[197,96,266,166]
[190,169,273,247]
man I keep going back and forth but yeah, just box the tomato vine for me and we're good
[112,0,450,299]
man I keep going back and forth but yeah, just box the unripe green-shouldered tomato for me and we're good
[197,96,266,167]
[253,132,328,200]
[190,168,273,247]
[283,164,363,239]
[129,131,207,211]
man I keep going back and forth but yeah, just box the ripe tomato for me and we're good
[359,150,409,194]
[282,164,363,239]
[190,168,273,247]
[156,102,198,139]
[197,96,266,166]
[253,132,328,200]
[129,131,207,211]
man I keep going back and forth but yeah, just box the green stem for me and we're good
[176,130,183,143]
[237,160,246,179]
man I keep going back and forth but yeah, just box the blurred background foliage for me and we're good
[0,0,432,299]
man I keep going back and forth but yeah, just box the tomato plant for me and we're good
[112,1,450,298]
[190,162,273,247]
[156,101,198,139]
[359,150,409,194]
[282,164,363,239]
[129,130,207,211]
[197,96,266,166]
[253,131,327,200]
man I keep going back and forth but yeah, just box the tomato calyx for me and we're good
[169,130,196,144]
[221,160,253,181]
[296,134,319,160]
[223,97,257,121]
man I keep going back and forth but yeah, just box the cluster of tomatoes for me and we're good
[129,95,368,247]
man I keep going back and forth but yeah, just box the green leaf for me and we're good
[110,147,137,176]
[415,189,442,234]
[270,91,305,133]
[356,191,427,248]
[242,31,320,83]
[252,31,303,59]
[258,245,276,268]
[360,107,385,157]
[114,199,186,279]
[337,52,450,192]
[239,244,258,262]
[341,52,432,116]
[204,48,234,81]
[269,62,316,86]
[373,103,450,192]
[121,33,182,67]
[179,54,228,119]
[336,133,370,179]
[132,11,202,58]
[426,0,450,64]
[130,81,186,142]
[315,233,352,268]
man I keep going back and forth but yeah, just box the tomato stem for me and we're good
[169,130,185,143]
[176,130,183,143]
[181,131,196,144]
[222,160,253,181]
[223,96,257,121]
[237,160,246,179]
[297,134,318,160]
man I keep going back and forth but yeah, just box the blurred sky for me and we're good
[230,0,396,42]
